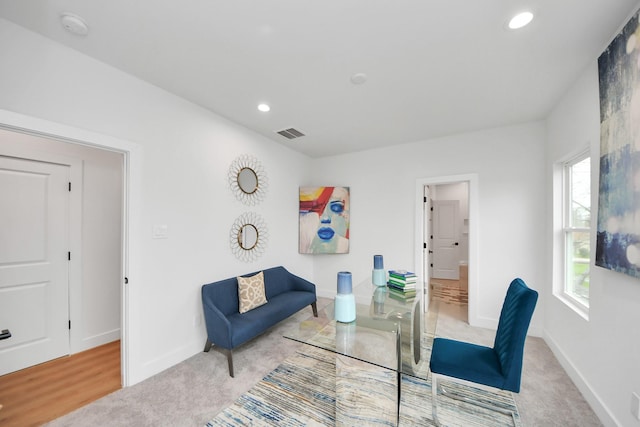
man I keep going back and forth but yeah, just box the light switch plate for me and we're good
[152,224,168,239]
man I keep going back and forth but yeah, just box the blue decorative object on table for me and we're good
[372,254,386,287]
[335,271,356,323]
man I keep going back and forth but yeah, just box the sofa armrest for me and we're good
[289,272,317,295]
[263,266,317,298]
[201,290,233,349]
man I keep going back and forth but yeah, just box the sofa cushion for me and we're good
[227,290,317,347]
[238,271,268,314]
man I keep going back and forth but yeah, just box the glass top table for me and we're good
[284,276,436,425]
[284,275,435,381]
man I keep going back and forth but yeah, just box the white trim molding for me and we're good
[415,173,479,324]
[0,109,142,387]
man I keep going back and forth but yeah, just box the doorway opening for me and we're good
[415,174,478,325]
[427,183,469,308]
[0,109,141,388]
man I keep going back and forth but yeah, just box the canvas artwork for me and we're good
[299,187,350,254]
[596,9,640,279]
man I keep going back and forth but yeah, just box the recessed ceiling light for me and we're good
[257,103,270,112]
[508,11,534,30]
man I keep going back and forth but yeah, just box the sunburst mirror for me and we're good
[228,154,268,205]
[230,212,268,262]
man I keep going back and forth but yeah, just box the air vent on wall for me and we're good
[276,128,306,140]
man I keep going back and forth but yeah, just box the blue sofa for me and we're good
[201,266,317,377]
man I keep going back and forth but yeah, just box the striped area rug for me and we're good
[207,340,521,427]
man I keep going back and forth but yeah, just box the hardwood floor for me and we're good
[0,340,121,427]
[430,264,469,305]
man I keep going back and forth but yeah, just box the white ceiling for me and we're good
[1,1,638,158]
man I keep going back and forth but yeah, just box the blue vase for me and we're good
[335,271,356,323]
[372,254,386,287]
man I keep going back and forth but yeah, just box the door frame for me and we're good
[415,173,479,325]
[0,109,141,387]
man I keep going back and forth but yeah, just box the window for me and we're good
[563,153,591,308]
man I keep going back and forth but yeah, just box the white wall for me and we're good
[80,146,123,347]
[547,61,640,427]
[0,18,314,384]
[0,129,123,353]
[310,122,547,334]
[8,19,627,424]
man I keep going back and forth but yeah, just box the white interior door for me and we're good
[0,156,70,375]
[432,200,460,280]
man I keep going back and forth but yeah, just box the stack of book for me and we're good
[387,270,417,300]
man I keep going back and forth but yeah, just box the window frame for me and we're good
[560,150,591,314]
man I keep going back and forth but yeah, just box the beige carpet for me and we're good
[45,298,602,427]
[207,343,522,426]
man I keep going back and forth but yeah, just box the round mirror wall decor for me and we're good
[239,223,259,250]
[230,212,268,262]
[228,154,268,205]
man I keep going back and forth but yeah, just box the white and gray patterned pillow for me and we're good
[237,271,268,314]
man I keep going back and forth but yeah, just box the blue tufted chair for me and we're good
[429,278,538,426]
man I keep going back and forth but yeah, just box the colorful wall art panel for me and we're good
[596,9,640,279]
[299,186,350,254]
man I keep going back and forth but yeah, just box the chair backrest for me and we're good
[492,278,538,392]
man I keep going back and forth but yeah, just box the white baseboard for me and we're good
[129,339,203,386]
[317,289,335,300]
[468,314,497,331]
[74,329,121,353]
[543,331,620,427]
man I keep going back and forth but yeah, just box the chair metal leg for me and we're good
[439,384,517,423]
[432,373,517,427]
[432,374,442,426]
[311,301,318,317]
[203,339,213,352]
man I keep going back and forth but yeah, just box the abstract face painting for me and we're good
[299,187,350,254]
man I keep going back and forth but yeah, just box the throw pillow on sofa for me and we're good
[237,271,268,313]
